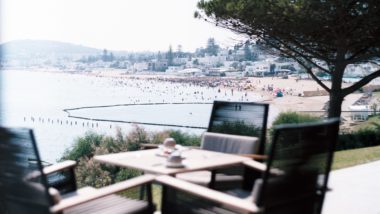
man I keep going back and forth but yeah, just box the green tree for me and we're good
[177,44,183,58]
[109,52,114,62]
[244,40,252,61]
[157,51,163,60]
[196,0,380,118]
[167,45,174,66]
[102,49,108,62]
[195,47,206,57]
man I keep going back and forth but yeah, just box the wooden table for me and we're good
[94,148,251,176]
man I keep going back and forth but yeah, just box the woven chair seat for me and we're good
[176,170,243,189]
[64,194,149,214]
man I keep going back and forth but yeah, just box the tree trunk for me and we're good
[328,92,344,118]
[328,60,346,119]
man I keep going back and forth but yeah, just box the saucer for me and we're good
[165,162,185,168]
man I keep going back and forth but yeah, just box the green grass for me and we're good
[153,185,162,210]
[332,145,380,170]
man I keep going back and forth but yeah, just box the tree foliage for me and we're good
[196,0,380,118]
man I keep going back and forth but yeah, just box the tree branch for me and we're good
[342,69,380,96]
[267,30,332,63]
[347,52,380,64]
[291,57,331,92]
[268,36,332,74]
[370,61,380,67]
[262,38,331,92]
[346,45,372,61]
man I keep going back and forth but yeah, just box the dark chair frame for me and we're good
[0,127,155,214]
[259,118,340,213]
[158,118,340,214]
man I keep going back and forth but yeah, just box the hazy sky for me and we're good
[0,0,242,52]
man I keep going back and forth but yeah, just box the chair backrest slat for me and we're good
[207,101,269,155]
[0,128,52,214]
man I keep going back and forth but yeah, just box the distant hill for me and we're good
[0,40,102,59]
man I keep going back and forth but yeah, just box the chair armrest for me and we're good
[243,160,284,176]
[43,160,76,175]
[50,174,155,213]
[243,160,267,172]
[156,175,260,213]
[238,154,267,161]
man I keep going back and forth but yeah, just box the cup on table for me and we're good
[166,151,183,167]
[163,138,176,149]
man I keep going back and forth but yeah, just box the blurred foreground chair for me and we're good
[158,118,340,214]
[0,127,155,214]
[177,101,269,190]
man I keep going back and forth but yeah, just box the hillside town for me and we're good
[1,39,379,82]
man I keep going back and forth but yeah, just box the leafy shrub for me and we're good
[210,121,262,137]
[60,126,201,188]
[125,125,149,151]
[272,111,321,126]
[61,132,103,161]
[269,111,321,141]
[75,157,112,188]
[169,130,201,147]
[337,127,380,151]
[270,112,380,151]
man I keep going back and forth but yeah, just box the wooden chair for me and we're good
[0,127,156,214]
[158,118,340,214]
[207,101,269,152]
[176,101,269,190]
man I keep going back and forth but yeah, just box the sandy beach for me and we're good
[90,69,363,114]
[244,76,362,113]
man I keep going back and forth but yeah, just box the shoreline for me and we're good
[2,68,365,114]
[85,69,363,113]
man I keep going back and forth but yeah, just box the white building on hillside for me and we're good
[197,55,227,67]
[345,63,380,77]
[132,62,148,72]
[177,68,203,76]
[244,61,271,76]
[349,105,369,121]
[165,66,184,73]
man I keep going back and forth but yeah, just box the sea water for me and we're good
[1,70,275,163]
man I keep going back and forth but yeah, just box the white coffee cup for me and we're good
[167,151,182,164]
[163,138,176,148]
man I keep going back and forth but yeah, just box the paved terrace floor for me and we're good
[323,160,380,214]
